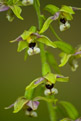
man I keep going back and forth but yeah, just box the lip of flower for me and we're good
[60,18,66,24]
[0,3,9,12]
[44,88,58,96]
[59,21,70,31]
[28,42,40,56]
[44,83,58,96]
[29,42,36,49]
[22,0,34,5]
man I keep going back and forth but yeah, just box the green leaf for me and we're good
[24,88,34,99]
[45,4,60,15]
[21,31,32,40]
[34,96,58,103]
[56,74,69,82]
[59,53,71,67]
[29,26,37,32]
[60,118,72,121]
[42,62,51,76]
[10,5,23,20]
[60,5,75,14]
[62,12,73,20]
[60,101,79,120]
[39,16,54,34]
[46,51,60,74]
[26,77,45,90]
[21,26,36,40]
[13,97,28,113]
[17,41,28,52]
[54,41,75,54]
[24,48,28,61]
[37,35,57,48]
[44,73,56,84]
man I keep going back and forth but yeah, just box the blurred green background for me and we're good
[0,0,81,121]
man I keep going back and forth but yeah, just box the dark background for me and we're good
[0,0,81,121]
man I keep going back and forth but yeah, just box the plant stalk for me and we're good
[50,25,62,41]
[34,0,57,121]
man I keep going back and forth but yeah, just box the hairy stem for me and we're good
[34,0,57,121]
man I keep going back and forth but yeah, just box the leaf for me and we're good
[29,26,37,32]
[24,48,28,61]
[21,31,32,40]
[26,77,45,90]
[60,118,72,121]
[45,4,60,15]
[42,62,51,76]
[46,51,60,74]
[21,26,36,40]
[44,73,56,84]
[10,5,23,20]
[13,97,28,113]
[60,5,75,14]
[34,96,58,103]
[17,41,28,52]
[24,88,34,99]
[56,74,69,82]
[59,53,71,67]
[37,35,57,48]
[39,16,54,34]
[54,41,75,54]
[60,101,79,120]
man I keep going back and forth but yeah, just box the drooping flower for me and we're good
[5,97,39,117]
[45,4,81,32]
[59,18,70,31]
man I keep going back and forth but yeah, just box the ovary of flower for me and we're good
[60,21,70,31]
[28,47,40,56]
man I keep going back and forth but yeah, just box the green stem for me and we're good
[39,43,46,64]
[34,0,57,121]
[50,25,62,41]
[48,102,57,121]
